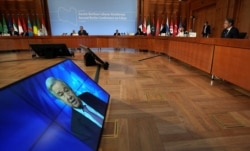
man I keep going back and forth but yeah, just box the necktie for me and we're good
[82,105,103,126]
[225,29,230,37]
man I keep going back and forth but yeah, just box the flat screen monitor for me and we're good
[0,59,110,151]
[30,44,72,58]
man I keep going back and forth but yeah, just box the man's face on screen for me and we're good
[51,80,81,108]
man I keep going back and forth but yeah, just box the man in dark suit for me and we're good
[46,77,107,150]
[114,29,120,36]
[135,28,146,36]
[8,27,19,36]
[71,92,106,150]
[78,26,88,36]
[202,21,211,37]
[21,30,29,37]
[221,18,239,38]
[160,24,166,34]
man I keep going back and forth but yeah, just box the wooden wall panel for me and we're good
[188,0,250,38]
[236,0,250,38]
[0,0,43,15]
[168,40,214,73]
[193,5,216,37]
[1,36,250,91]
[140,0,188,25]
[212,46,250,90]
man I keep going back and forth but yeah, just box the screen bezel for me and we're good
[30,44,72,58]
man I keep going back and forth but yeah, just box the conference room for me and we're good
[1,0,250,151]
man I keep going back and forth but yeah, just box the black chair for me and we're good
[238,32,247,39]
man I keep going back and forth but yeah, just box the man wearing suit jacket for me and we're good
[78,26,89,36]
[114,29,120,36]
[71,92,106,151]
[202,21,211,37]
[221,18,239,38]
[46,77,107,150]
[8,27,19,36]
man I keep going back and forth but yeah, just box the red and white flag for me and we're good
[173,19,178,36]
[170,18,173,34]
[155,17,160,36]
[142,17,147,33]
[17,17,23,35]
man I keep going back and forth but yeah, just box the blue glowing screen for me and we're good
[0,59,110,151]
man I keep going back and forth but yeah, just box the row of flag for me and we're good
[0,15,48,36]
[138,17,186,36]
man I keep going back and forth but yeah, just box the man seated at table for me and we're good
[78,26,88,36]
[114,29,120,36]
[8,27,19,36]
[21,30,29,36]
[221,18,239,38]
[71,30,76,36]
[135,28,146,36]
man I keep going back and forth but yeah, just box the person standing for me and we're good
[202,21,211,37]
[221,18,239,38]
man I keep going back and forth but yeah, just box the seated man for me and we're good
[114,29,120,36]
[21,30,29,36]
[70,30,76,36]
[78,26,88,36]
[135,28,146,36]
[8,27,19,36]
[221,18,239,38]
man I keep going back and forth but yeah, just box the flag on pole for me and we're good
[146,17,151,36]
[8,16,12,31]
[18,17,23,35]
[142,17,147,33]
[178,19,183,30]
[155,17,160,36]
[151,17,155,35]
[2,16,8,33]
[12,17,18,32]
[27,17,33,36]
[41,16,48,36]
[0,18,2,33]
[22,16,27,32]
[160,18,164,32]
[36,17,43,36]
[33,17,38,36]
[138,17,143,31]
[170,17,173,34]
[183,17,187,30]
[166,17,170,34]
[37,17,41,29]
[173,19,178,36]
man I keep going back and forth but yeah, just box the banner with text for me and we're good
[48,0,137,35]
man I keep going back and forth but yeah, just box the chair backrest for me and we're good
[238,32,247,39]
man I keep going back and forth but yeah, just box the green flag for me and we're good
[0,19,2,33]
[37,17,41,29]
[2,16,8,33]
